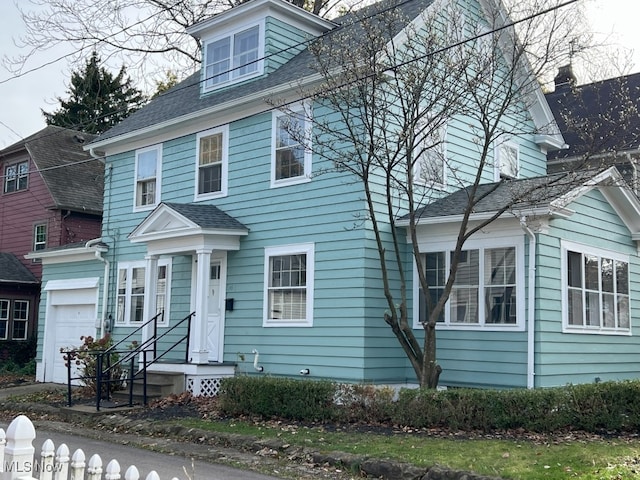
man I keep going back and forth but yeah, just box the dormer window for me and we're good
[204,24,262,90]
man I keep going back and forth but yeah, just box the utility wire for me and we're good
[0,0,580,179]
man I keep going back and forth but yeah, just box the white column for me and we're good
[192,249,211,364]
[142,255,159,349]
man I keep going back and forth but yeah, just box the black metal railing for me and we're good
[62,311,195,410]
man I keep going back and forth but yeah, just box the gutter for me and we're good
[520,217,536,389]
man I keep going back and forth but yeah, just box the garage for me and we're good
[39,278,99,384]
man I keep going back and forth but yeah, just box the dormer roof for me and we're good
[186,0,335,39]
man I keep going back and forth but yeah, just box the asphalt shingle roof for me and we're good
[409,171,598,220]
[164,202,248,231]
[546,72,640,160]
[91,0,435,144]
[0,126,103,215]
[0,253,38,284]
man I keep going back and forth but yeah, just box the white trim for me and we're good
[194,125,229,201]
[133,144,162,212]
[201,20,265,92]
[560,240,631,336]
[116,259,172,326]
[44,277,99,291]
[263,243,315,327]
[412,234,525,331]
[494,138,520,181]
[270,104,312,188]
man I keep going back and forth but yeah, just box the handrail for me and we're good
[95,311,195,410]
[63,311,195,409]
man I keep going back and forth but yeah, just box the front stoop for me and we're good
[112,371,185,404]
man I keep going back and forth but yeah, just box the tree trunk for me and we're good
[421,321,441,388]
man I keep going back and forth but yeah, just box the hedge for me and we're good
[218,376,640,433]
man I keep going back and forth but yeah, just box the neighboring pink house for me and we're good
[0,126,102,343]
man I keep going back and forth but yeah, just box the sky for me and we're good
[0,0,638,149]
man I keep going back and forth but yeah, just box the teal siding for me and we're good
[535,189,640,387]
[264,17,309,74]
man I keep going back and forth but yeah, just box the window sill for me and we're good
[263,320,313,328]
[270,176,311,189]
[562,326,632,336]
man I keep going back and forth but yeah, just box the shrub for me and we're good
[216,377,640,434]
[0,337,37,370]
[61,335,124,395]
[218,376,336,421]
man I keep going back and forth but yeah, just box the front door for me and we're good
[207,260,223,361]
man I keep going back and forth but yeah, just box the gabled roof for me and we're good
[400,168,640,237]
[545,71,640,161]
[0,253,38,284]
[128,202,248,254]
[0,126,103,215]
[86,0,433,149]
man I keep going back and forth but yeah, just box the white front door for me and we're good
[207,260,223,361]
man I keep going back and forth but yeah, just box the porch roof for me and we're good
[0,253,38,284]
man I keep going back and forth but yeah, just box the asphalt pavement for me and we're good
[0,382,287,480]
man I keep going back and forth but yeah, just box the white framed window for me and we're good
[34,224,47,251]
[414,239,524,330]
[134,145,162,211]
[0,300,8,340]
[495,139,519,180]
[414,120,447,187]
[271,106,312,188]
[195,126,228,200]
[203,23,263,90]
[4,161,28,193]
[116,260,171,325]
[561,241,630,335]
[12,300,28,340]
[263,243,315,327]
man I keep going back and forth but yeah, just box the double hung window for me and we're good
[196,126,228,199]
[495,140,519,180]
[272,107,311,187]
[562,242,630,334]
[134,145,161,210]
[4,161,28,193]
[416,244,520,329]
[414,120,446,187]
[264,244,314,327]
[0,299,29,340]
[204,25,261,89]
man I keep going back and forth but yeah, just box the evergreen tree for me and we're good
[43,51,146,134]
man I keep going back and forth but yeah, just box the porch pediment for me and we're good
[129,202,249,254]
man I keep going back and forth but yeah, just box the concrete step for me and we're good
[111,371,185,405]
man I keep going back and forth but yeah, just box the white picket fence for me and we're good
[0,415,180,480]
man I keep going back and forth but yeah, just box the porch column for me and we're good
[142,254,159,347]
[192,249,211,364]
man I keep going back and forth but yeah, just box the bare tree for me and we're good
[274,0,589,388]
[5,0,356,92]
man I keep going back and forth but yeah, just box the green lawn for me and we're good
[176,418,640,479]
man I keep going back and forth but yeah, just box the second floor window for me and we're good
[414,120,447,187]
[34,224,47,251]
[4,161,28,193]
[272,108,311,187]
[196,126,228,199]
[495,140,519,180]
[204,25,261,89]
[135,145,161,210]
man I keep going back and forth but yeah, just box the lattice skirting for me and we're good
[186,374,233,396]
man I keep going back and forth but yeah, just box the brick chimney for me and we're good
[554,64,577,91]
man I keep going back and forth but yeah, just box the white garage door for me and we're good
[50,303,97,384]
[42,278,99,384]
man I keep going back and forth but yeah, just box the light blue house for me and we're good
[33,0,640,392]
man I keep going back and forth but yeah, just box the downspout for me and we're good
[520,217,536,389]
[87,148,109,339]
[86,238,109,339]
